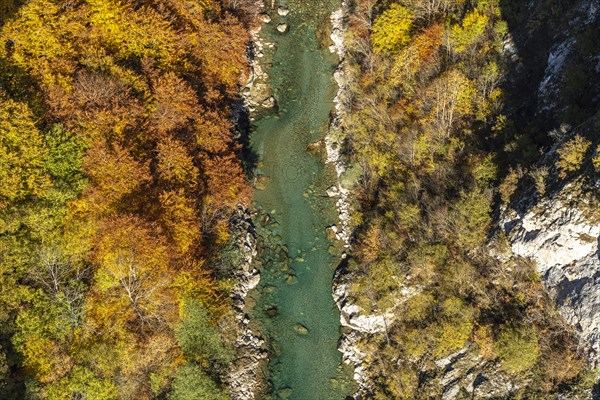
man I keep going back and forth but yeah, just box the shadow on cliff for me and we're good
[494,0,570,167]
[490,0,600,213]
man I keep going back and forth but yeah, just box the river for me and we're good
[246,0,355,399]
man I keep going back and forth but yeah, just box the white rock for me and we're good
[226,208,267,399]
[502,182,600,365]
[326,185,340,197]
[260,13,271,23]
[276,23,289,33]
[277,6,289,16]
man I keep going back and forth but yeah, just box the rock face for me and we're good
[429,346,517,400]
[535,0,600,112]
[502,181,600,364]
[504,0,600,118]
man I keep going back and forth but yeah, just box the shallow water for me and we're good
[248,1,354,399]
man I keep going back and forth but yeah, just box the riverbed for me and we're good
[247,0,355,399]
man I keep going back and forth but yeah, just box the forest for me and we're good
[338,0,599,398]
[2,0,600,399]
[0,0,254,398]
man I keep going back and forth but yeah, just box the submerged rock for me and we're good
[262,285,276,294]
[278,246,288,261]
[254,174,270,190]
[266,307,278,318]
[294,323,309,335]
[285,274,298,285]
[278,387,293,398]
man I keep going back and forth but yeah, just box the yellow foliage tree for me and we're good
[0,96,50,206]
[555,135,591,177]
[371,4,414,53]
[449,10,489,54]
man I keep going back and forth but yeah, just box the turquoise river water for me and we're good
[247,0,355,399]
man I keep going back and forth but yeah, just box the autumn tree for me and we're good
[371,4,414,53]
[91,216,177,329]
[0,96,50,206]
[555,134,592,177]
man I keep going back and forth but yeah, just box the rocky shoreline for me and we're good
[226,207,268,400]
[226,4,272,397]
[325,2,375,397]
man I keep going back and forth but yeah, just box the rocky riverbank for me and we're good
[325,2,375,397]
[226,207,268,400]
[226,4,273,397]
[242,5,278,118]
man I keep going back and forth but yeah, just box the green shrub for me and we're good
[175,300,232,364]
[171,362,229,400]
[494,326,539,373]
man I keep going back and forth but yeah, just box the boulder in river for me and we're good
[277,6,290,16]
[326,225,338,240]
[277,23,289,33]
[307,140,323,154]
[285,274,298,285]
[326,185,339,197]
[261,96,277,109]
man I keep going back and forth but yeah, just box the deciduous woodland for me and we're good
[338,0,598,398]
[0,0,255,398]
[1,0,600,399]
